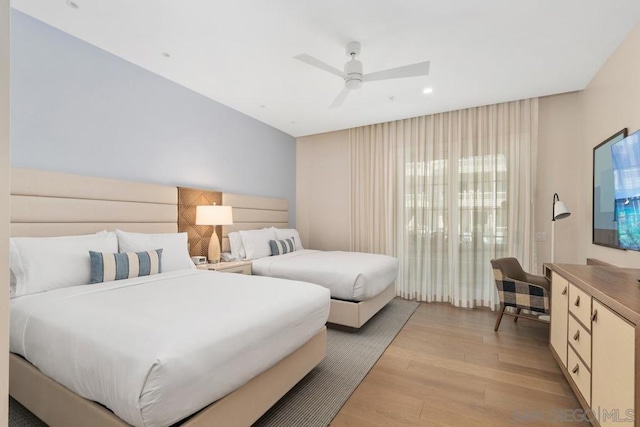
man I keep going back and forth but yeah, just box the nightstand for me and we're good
[197,260,252,275]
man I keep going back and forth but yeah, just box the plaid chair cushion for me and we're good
[492,267,550,314]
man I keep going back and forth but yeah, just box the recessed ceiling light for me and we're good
[66,1,79,9]
[422,87,434,94]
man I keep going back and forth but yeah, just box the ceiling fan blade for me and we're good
[364,61,430,82]
[294,54,345,79]
[329,88,350,109]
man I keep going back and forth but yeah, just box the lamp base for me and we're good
[208,229,221,264]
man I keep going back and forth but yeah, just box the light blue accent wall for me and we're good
[11,10,296,225]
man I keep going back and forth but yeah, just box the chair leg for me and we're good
[514,307,522,323]
[494,306,506,332]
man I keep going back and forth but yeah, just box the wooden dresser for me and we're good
[547,263,639,426]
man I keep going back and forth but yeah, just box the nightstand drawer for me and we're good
[197,261,252,275]
[219,264,252,275]
[568,315,591,367]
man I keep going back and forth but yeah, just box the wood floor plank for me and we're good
[406,354,567,396]
[461,349,568,385]
[497,351,561,374]
[331,302,586,426]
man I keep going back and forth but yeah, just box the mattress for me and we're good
[251,250,399,301]
[10,269,330,427]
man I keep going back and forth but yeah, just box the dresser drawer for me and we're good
[568,315,591,367]
[568,346,591,404]
[568,283,592,330]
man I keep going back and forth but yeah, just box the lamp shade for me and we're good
[553,201,571,221]
[195,205,233,226]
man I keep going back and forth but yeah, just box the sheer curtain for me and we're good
[350,99,538,309]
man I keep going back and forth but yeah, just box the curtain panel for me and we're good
[350,98,538,309]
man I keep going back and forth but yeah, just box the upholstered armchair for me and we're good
[490,257,551,331]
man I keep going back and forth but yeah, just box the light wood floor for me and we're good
[331,303,588,426]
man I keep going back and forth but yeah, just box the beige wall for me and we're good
[537,92,584,265]
[538,21,640,267]
[579,23,640,267]
[296,130,350,251]
[1,0,9,423]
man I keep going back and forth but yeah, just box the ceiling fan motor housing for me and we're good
[344,58,363,89]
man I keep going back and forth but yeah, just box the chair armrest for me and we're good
[524,272,551,291]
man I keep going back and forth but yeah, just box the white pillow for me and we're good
[9,239,17,298]
[116,230,195,272]
[9,269,16,299]
[228,231,246,260]
[273,228,304,250]
[240,228,277,260]
[10,232,118,297]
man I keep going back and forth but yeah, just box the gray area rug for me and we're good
[254,298,419,426]
[9,298,419,427]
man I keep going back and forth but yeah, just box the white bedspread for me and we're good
[10,270,330,427]
[251,250,398,301]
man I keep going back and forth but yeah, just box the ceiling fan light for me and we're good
[345,79,362,90]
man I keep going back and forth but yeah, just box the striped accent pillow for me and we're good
[89,249,163,284]
[269,238,296,256]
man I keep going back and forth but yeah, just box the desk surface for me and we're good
[546,263,640,325]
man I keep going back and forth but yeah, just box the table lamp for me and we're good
[195,204,233,263]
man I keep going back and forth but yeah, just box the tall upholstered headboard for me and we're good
[10,168,178,237]
[220,193,289,253]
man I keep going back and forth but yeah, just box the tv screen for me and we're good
[593,129,627,248]
[612,130,640,250]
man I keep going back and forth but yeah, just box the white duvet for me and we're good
[251,250,399,301]
[10,269,330,427]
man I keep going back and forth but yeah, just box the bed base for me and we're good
[328,283,396,329]
[10,327,327,427]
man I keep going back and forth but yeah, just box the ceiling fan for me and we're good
[294,41,430,108]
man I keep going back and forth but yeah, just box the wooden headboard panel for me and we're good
[177,187,222,258]
[10,168,178,237]
[220,193,288,253]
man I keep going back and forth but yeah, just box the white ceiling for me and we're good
[11,0,640,137]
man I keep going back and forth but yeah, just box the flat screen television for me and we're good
[612,130,640,250]
[593,129,627,248]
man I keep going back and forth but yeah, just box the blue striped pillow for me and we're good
[89,249,163,284]
[269,238,296,256]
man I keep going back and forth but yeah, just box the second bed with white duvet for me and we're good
[251,249,399,301]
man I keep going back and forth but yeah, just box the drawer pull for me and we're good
[573,330,580,341]
[574,295,580,307]
[591,309,598,322]
[561,286,567,295]
[572,364,579,374]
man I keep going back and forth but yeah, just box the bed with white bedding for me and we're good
[10,269,330,427]
[252,249,398,302]
[224,223,398,329]
[9,169,330,427]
